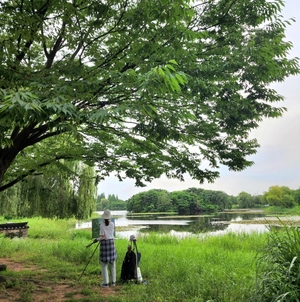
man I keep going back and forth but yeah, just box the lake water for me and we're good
[75,210,269,239]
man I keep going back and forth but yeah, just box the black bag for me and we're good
[120,248,141,282]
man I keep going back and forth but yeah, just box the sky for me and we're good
[98,0,300,200]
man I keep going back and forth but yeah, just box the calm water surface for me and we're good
[76,210,268,239]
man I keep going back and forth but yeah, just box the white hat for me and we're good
[130,234,136,241]
[102,209,111,219]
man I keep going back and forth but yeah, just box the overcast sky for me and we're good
[98,0,300,200]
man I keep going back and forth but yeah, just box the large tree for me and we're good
[0,0,299,192]
[262,185,295,208]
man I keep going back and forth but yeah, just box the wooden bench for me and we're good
[0,222,29,238]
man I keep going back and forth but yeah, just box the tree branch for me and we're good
[45,22,66,69]
[15,0,50,63]
[0,154,78,192]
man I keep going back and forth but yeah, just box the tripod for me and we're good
[79,241,99,281]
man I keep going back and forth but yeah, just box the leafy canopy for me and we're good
[0,0,299,192]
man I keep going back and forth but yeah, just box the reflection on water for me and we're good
[231,216,243,222]
[75,210,268,239]
[203,223,268,238]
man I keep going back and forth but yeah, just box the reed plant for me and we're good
[0,217,268,301]
[253,220,300,302]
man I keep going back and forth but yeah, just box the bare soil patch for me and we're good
[0,258,118,301]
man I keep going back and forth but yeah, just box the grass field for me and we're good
[0,216,271,302]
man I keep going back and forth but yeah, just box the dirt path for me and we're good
[0,258,117,301]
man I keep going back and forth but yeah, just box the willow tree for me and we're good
[0,161,96,219]
[0,0,299,195]
[74,164,97,219]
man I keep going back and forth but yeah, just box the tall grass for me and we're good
[253,220,300,302]
[0,217,268,301]
[134,232,266,302]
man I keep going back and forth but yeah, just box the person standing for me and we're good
[94,209,117,287]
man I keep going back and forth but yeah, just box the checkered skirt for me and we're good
[100,239,117,263]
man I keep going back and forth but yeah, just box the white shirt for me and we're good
[99,220,114,240]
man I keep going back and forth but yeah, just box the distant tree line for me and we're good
[96,193,126,211]
[126,188,233,214]
[126,185,300,214]
[2,172,299,219]
[235,185,300,209]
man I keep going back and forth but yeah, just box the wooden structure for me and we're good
[0,222,29,238]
